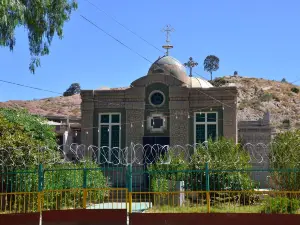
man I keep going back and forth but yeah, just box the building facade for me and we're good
[81,55,238,160]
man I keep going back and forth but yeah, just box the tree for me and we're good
[63,83,81,96]
[0,1,77,73]
[0,110,109,208]
[0,108,57,148]
[0,109,59,168]
[281,78,287,83]
[203,55,220,81]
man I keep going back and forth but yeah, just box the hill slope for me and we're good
[0,76,299,132]
[212,76,300,132]
[0,94,81,118]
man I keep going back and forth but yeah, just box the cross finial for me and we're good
[184,57,198,77]
[162,25,174,56]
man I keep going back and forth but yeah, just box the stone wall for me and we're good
[80,90,94,150]
[238,112,273,188]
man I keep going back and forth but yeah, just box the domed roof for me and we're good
[187,77,214,88]
[146,55,213,88]
[147,56,187,83]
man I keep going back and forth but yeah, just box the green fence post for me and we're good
[83,168,87,189]
[38,164,44,212]
[38,164,43,192]
[83,168,87,209]
[127,164,132,213]
[205,162,210,213]
[205,162,209,192]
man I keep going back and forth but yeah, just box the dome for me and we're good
[187,77,214,88]
[147,56,187,83]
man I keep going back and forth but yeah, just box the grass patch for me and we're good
[146,204,263,213]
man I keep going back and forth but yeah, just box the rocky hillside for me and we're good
[0,94,81,118]
[0,76,299,132]
[212,76,300,132]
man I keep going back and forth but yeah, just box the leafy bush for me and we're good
[8,161,109,211]
[260,92,273,102]
[0,115,60,169]
[0,108,57,149]
[148,152,188,192]
[269,130,300,190]
[210,77,228,87]
[43,162,108,209]
[189,138,254,191]
[262,197,300,214]
[291,87,299,94]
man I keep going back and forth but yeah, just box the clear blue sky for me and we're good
[0,0,300,101]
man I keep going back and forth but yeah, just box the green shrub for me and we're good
[291,87,299,94]
[0,108,57,149]
[260,92,273,102]
[262,197,300,214]
[0,109,60,169]
[148,139,255,194]
[189,138,254,191]
[210,77,228,87]
[6,161,109,211]
[148,152,188,192]
[281,78,287,83]
[269,130,300,190]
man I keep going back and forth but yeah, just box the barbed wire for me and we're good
[0,142,297,169]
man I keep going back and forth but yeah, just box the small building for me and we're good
[44,115,81,155]
[80,54,238,163]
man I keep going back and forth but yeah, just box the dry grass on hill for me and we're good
[212,76,300,132]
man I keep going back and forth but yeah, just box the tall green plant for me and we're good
[0,108,57,148]
[189,138,254,191]
[9,161,109,211]
[270,129,300,190]
[148,152,188,192]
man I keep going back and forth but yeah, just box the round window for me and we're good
[149,91,165,107]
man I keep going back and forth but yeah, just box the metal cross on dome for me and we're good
[162,25,174,56]
[184,57,198,77]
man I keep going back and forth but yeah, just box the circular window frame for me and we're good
[149,90,165,107]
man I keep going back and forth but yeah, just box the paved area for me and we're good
[87,202,152,212]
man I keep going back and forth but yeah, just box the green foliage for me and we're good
[260,92,273,102]
[270,130,300,190]
[190,139,251,171]
[148,139,254,193]
[203,55,220,81]
[8,161,109,210]
[0,108,60,171]
[291,87,299,94]
[43,162,109,209]
[210,77,228,87]
[189,138,254,191]
[262,197,300,214]
[281,78,287,83]
[148,153,188,192]
[63,83,81,96]
[0,116,59,168]
[0,108,57,148]
[0,0,77,73]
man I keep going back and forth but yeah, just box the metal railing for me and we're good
[0,188,127,214]
[130,190,300,214]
